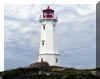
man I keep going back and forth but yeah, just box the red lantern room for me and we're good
[43,6,54,18]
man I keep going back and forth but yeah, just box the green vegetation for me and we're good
[0,66,99,79]
[96,67,100,70]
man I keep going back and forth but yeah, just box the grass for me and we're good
[0,66,99,79]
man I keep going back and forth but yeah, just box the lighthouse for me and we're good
[38,6,59,66]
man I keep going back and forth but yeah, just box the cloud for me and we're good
[4,4,96,70]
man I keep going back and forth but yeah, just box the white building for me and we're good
[38,6,59,66]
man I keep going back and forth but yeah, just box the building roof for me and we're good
[43,6,54,12]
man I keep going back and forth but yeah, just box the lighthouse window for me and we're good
[42,40,45,46]
[43,24,45,30]
[56,58,58,63]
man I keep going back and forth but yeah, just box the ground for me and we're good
[0,63,100,79]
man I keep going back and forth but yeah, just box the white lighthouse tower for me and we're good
[38,6,59,66]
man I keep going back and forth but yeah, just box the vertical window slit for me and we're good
[42,40,45,46]
[56,58,58,63]
[43,24,45,30]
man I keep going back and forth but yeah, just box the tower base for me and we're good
[38,53,59,66]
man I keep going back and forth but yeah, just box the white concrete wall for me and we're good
[39,19,57,54]
[38,18,59,66]
[38,54,59,66]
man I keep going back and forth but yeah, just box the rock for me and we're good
[28,62,49,69]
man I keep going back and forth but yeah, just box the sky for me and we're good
[4,4,96,70]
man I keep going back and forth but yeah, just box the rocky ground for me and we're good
[0,62,100,79]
